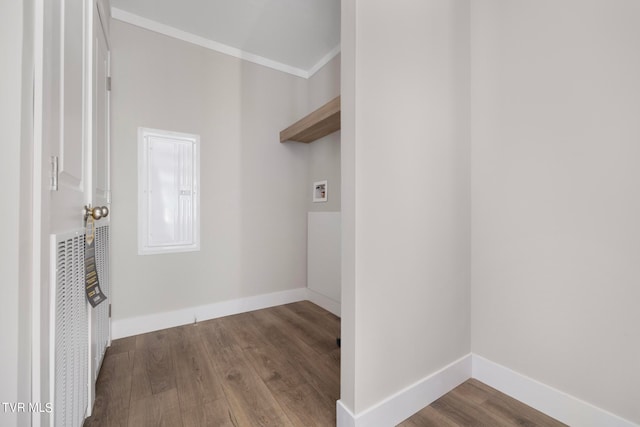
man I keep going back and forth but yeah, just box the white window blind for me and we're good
[138,128,200,255]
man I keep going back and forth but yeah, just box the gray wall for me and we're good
[307,55,341,212]
[110,21,310,322]
[341,0,471,412]
[471,1,640,423]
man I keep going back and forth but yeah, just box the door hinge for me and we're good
[50,156,59,191]
[108,304,111,318]
[106,76,111,91]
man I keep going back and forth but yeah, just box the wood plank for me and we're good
[107,336,137,355]
[207,344,293,427]
[483,390,568,426]
[282,301,340,338]
[280,96,340,143]
[84,406,129,427]
[243,342,336,426]
[269,382,336,427]
[429,393,510,427]
[243,344,305,392]
[130,346,153,401]
[181,398,238,427]
[216,314,272,350]
[197,315,238,350]
[447,379,494,406]
[84,351,134,427]
[127,388,183,427]
[96,349,135,383]
[250,309,340,400]
[131,330,177,400]
[170,324,226,408]
[398,406,460,427]
[269,305,338,355]
[295,299,341,326]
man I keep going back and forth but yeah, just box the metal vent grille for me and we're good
[53,231,88,427]
[94,225,110,377]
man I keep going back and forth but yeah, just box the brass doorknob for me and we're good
[84,205,110,220]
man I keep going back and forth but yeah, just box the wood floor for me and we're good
[84,301,341,427]
[399,379,567,427]
[86,301,564,427]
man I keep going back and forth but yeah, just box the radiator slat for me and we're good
[53,231,88,427]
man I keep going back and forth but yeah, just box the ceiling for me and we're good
[110,0,341,78]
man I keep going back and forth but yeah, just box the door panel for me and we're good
[60,0,85,190]
[47,0,86,233]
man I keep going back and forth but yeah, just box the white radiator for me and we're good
[50,225,111,426]
[93,225,110,379]
[51,230,88,427]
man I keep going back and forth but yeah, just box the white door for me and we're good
[42,0,90,425]
[38,0,110,425]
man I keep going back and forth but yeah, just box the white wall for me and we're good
[0,1,33,426]
[306,55,342,311]
[342,0,471,413]
[340,0,357,410]
[471,1,640,424]
[307,55,341,212]
[110,21,310,323]
[307,212,341,313]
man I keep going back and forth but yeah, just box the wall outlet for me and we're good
[313,180,328,202]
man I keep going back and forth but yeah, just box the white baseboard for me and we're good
[337,354,472,427]
[306,288,341,317]
[472,354,638,427]
[336,400,357,427]
[111,287,307,339]
[337,353,638,427]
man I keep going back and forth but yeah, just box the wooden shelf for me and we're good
[280,96,340,143]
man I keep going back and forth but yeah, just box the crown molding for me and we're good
[111,7,340,79]
[307,44,341,78]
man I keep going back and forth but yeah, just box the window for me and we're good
[138,128,200,255]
